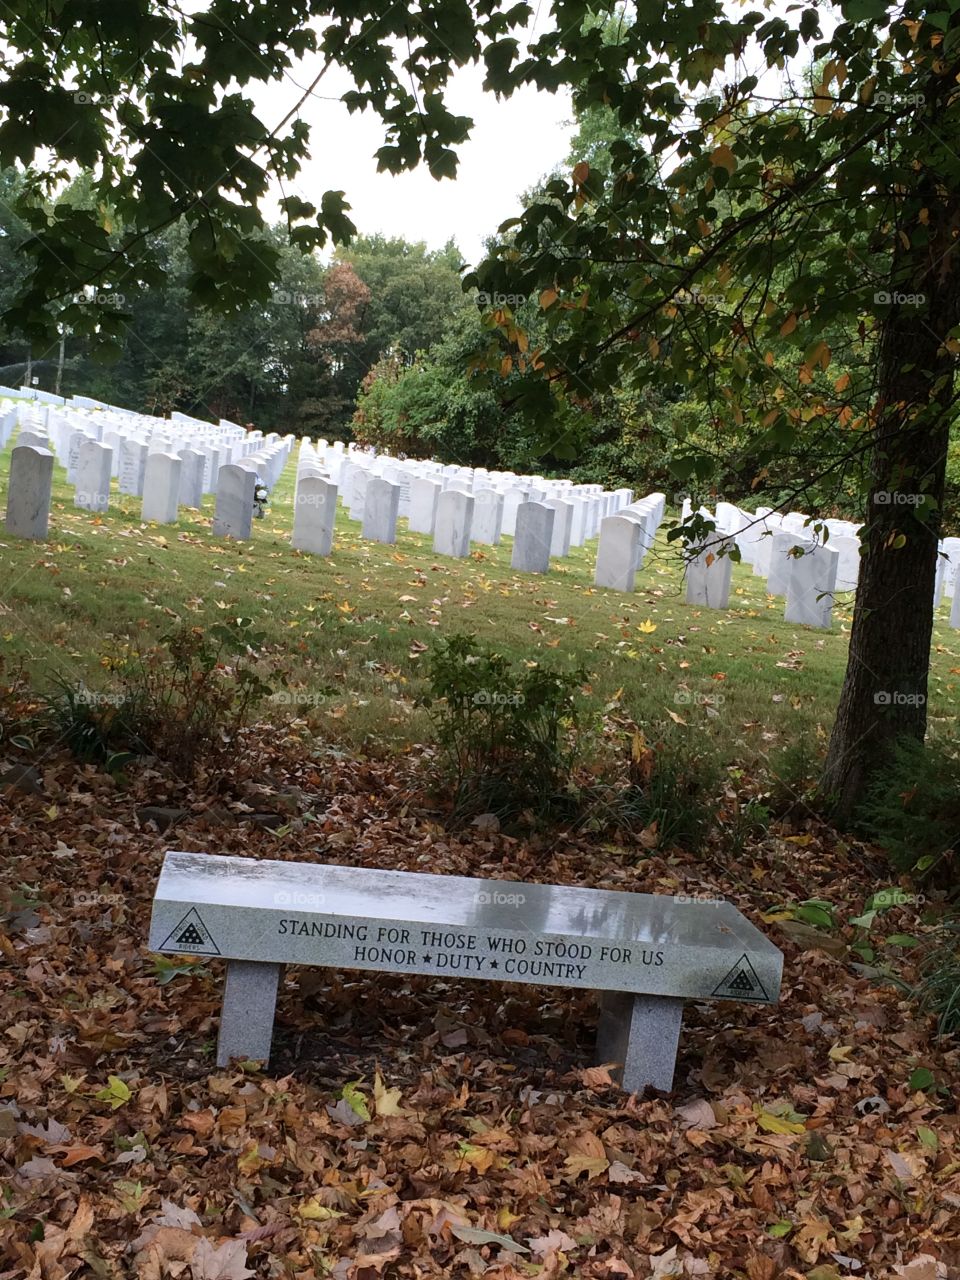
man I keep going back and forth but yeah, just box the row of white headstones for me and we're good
[288,437,643,571]
[4,394,958,632]
[667,500,960,630]
[289,442,922,633]
[0,397,293,541]
[0,398,642,572]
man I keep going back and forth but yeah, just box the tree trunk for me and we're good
[820,189,960,818]
[24,347,31,389]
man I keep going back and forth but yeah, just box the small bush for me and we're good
[854,737,960,882]
[421,633,586,820]
[42,618,274,774]
[915,917,960,1037]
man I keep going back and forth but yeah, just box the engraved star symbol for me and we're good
[489,960,498,970]
[422,953,432,963]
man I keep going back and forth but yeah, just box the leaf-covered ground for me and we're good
[2,741,958,1280]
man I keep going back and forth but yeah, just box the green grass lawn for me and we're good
[2,438,960,769]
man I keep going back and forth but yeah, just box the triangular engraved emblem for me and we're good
[160,907,221,956]
[711,952,768,1002]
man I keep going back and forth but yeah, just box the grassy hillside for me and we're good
[2,438,960,770]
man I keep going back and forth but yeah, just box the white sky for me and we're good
[250,43,575,269]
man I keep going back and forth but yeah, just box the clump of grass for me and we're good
[915,916,960,1037]
[854,736,960,883]
[613,723,722,850]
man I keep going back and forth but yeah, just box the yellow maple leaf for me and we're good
[296,1199,346,1221]
[756,1110,806,1135]
[564,1153,609,1180]
[373,1072,406,1117]
[637,619,657,633]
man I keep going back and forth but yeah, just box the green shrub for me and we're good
[854,737,960,882]
[42,618,274,774]
[421,634,586,821]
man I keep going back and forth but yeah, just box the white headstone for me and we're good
[362,476,401,544]
[784,544,840,629]
[349,468,371,521]
[212,464,256,539]
[471,489,504,545]
[950,583,960,630]
[546,498,574,557]
[74,440,112,512]
[178,449,206,510]
[766,531,813,598]
[16,430,50,452]
[685,538,734,608]
[501,488,529,537]
[595,515,643,592]
[941,537,960,598]
[511,501,554,574]
[831,534,861,590]
[292,477,338,556]
[433,489,474,558]
[66,430,88,482]
[408,477,442,535]
[118,439,149,496]
[141,453,182,524]
[5,445,54,540]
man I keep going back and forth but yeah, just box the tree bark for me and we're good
[820,185,960,817]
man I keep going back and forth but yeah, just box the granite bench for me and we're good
[148,851,783,1091]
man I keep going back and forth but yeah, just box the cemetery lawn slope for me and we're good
[2,441,960,767]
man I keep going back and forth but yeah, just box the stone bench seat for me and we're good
[149,851,783,1091]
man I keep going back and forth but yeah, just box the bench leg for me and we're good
[217,961,282,1067]
[596,992,684,1093]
